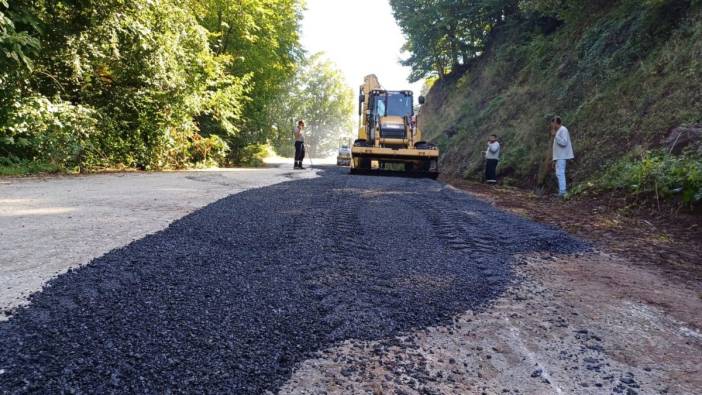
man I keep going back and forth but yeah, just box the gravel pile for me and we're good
[0,167,586,393]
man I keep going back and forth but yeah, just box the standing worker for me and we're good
[551,116,574,197]
[294,120,306,170]
[485,134,500,184]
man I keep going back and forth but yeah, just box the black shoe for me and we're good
[298,165,306,170]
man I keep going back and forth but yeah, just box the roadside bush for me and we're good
[0,0,247,172]
[0,157,60,176]
[587,150,702,207]
[1,95,102,170]
[228,143,269,167]
[190,134,229,167]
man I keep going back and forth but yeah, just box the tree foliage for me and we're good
[390,0,518,81]
[187,0,304,152]
[0,0,306,172]
[270,53,354,158]
[0,0,39,73]
[391,0,698,81]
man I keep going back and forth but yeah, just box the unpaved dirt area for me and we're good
[445,178,702,285]
[0,167,700,394]
[0,167,316,317]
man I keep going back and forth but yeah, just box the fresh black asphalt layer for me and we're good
[0,167,587,393]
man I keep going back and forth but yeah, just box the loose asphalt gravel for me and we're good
[0,167,586,393]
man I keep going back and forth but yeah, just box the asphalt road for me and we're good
[0,166,585,393]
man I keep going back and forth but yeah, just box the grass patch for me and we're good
[0,159,62,176]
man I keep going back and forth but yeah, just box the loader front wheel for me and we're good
[351,157,371,174]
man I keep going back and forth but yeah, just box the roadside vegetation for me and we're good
[574,149,702,209]
[269,53,355,159]
[391,0,702,207]
[0,0,353,175]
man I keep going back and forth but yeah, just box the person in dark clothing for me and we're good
[484,134,500,183]
[294,120,306,169]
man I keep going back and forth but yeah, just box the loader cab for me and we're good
[366,90,414,142]
[369,90,414,118]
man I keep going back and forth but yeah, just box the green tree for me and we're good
[187,0,304,160]
[1,0,310,172]
[270,53,354,158]
[1,0,246,170]
[390,0,518,81]
[0,0,39,73]
[0,0,40,157]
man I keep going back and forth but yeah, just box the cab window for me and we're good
[385,93,413,116]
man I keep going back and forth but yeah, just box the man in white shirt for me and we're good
[551,116,574,197]
[485,134,500,184]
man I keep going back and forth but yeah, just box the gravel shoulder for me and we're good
[0,167,316,317]
[445,178,702,286]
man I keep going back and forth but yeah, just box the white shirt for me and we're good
[295,126,304,142]
[552,126,574,160]
[485,141,500,160]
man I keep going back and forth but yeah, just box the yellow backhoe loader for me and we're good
[350,74,439,178]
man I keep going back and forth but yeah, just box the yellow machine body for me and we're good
[351,74,439,177]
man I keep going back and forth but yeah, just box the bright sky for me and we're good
[301,0,424,104]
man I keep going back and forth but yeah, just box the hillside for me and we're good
[418,1,701,196]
